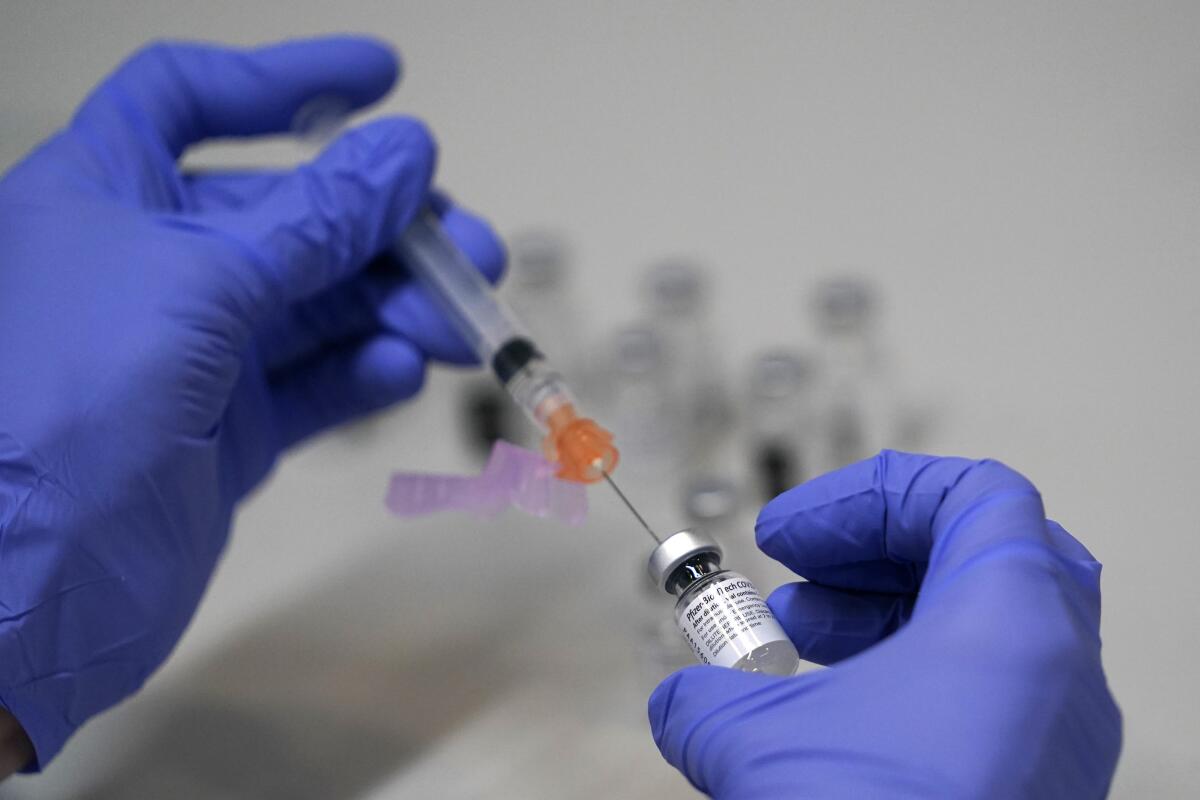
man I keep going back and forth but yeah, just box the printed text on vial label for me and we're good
[678,573,784,668]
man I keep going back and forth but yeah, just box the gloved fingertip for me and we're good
[341,34,402,85]
[768,579,917,666]
[765,583,838,664]
[648,666,710,734]
[752,499,789,550]
[751,454,892,571]
[356,335,427,403]
[648,665,724,749]
[764,581,802,614]
[648,663,791,789]
[1045,518,1101,565]
[648,664,773,734]
[339,115,437,174]
[259,35,402,106]
[647,671,681,744]
[754,455,882,530]
[427,189,453,215]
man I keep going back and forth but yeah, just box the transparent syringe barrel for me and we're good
[395,210,526,363]
[503,359,577,430]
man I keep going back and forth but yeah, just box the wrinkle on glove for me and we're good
[385,440,587,525]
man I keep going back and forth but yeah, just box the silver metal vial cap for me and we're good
[647,529,723,593]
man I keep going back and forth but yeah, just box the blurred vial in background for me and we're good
[681,475,740,530]
[643,260,733,463]
[605,324,682,480]
[459,382,514,459]
[504,230,588,380]
[746,350,816,502]
[812,277,896,471]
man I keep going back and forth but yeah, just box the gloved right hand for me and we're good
[650,451,1122,799]
[0,36,503,770]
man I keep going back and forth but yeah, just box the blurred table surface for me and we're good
[2,3,1199,798]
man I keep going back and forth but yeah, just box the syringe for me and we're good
[394,210,620,485]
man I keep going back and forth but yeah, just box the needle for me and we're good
[602,471,660,543]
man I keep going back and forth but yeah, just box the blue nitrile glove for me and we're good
[0,37,504,769]
[650,451,1122,799]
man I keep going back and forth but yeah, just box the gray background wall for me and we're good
[1,2,1197,797]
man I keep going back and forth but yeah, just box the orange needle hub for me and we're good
[541,404,619,483]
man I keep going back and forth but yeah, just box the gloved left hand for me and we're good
[649,452,1122,799]
[0,36,504,769]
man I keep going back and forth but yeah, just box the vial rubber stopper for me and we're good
[647,528,723,593]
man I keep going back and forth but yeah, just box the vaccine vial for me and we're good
[812,277,894,471]
[648,529,800,676]
[643,260,732,461]
[747,350,815,502]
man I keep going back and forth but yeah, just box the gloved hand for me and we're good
[650,451,1122,799]
[0,36,504,768]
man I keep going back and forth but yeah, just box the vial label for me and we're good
[676,572,789,668]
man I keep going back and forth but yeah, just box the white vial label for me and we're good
[676,572,789,668]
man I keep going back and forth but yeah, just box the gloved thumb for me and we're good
[649,664,796,796]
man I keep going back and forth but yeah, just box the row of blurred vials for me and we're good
[456,230,935,683]
[458,229,931,534]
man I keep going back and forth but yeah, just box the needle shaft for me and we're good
[602,471,660,543]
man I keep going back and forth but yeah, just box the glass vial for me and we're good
[746,350,815,502]
[812,277,894,471]
[648,529,799,676]
[605,325,683,471]
[505,230,583,376]
[643,260,732,461]
[681,475,740,529]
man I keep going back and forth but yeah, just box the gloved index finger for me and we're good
[376,199,509,364]
[198,115,435,309]
[755,451,1094,598]
[72,36,399,159]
